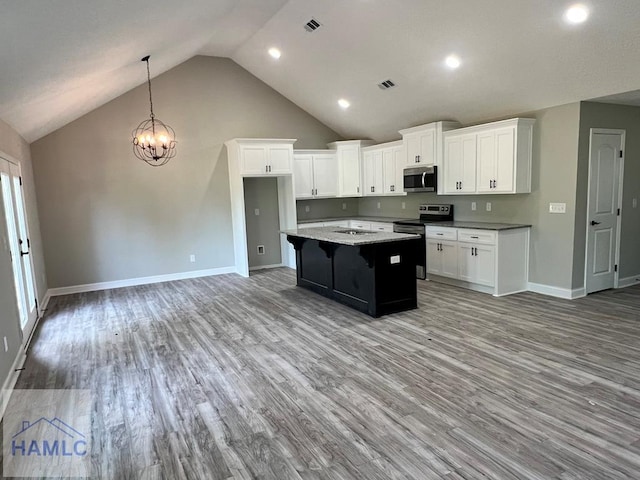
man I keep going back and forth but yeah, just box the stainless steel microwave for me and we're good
[403,166,437,192]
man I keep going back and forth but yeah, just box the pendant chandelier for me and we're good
[132,55,176,166]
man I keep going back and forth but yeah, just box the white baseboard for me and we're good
[527,282,585,299]
[1,347,27,420]
[249,263,284,271]
[47,266,237,296]
[618,275,640,288]
[39,291,51,315]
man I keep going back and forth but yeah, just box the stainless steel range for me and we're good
[393,204,454,279]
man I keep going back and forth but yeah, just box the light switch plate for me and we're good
[486,202,492,212]
[633,198,638,208]
[549,203,566,214]
[254,208,260,216]
[471,202,477,211]
[305,206,310,213]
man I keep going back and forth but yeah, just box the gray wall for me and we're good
[296,198,359,221]
[31,56,340,288]
[574,102,640,285]
[0,118,47,388]
[315,103,583,290]
[243,177,281,268]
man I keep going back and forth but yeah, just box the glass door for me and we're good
[0,158,37,334]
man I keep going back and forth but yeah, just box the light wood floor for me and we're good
[10,269,640,479]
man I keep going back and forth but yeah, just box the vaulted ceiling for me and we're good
[3,0,640,143]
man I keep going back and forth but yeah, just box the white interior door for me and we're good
[0,159,38,333]
[585,130,624,294]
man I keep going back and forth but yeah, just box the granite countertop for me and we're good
[426,221,531,231]
[282,226,420,246]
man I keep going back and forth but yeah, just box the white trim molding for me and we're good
[249,263,284,271]
[1,347,27,420]
[528,282,586,299]
[47,266,236,296]
[618,275,640,289]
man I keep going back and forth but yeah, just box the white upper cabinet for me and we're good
[444,133,477,194]
[233,139,296,176]
[362,150,384,196]
[362,141,405,196]
[327,140,374,197]
[384,144,405,194]
[399,121,460,167]
[443,118,534,195]
[293,151,338,199]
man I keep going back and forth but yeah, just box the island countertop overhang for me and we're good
[281,226,419,246]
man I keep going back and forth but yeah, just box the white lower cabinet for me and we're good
[426,239,458,278]
[369,221,394,232]
[457,243,495,287]
[426,226,529,296]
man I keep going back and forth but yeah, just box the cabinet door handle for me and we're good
[470,236,479,239]
[436,233,443,236]
[357,186,360,193]
[474,247,478,255]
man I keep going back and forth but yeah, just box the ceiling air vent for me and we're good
[304,18,321,32]
[378,79,396,90]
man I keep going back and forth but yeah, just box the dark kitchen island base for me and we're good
[286,235,419,318]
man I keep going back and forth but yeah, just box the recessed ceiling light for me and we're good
[445,55,461,69]
[338,98,350,109]
[268,47,281,59]
[564,4,589,24]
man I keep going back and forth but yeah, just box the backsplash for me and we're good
[296,198,359,220]
[300,193,536,224]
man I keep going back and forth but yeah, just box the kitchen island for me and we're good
[283,226,420,317]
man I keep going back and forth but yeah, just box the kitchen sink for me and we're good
[334,229,376,235]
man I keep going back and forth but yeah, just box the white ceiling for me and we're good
[3,0,640,143]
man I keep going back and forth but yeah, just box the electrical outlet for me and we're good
[3,336,8,353]
[401,202,406,210]
[305,206,310,213]
[549,203,566,214]
[189,254,196,263]
[377,202,381,209]
[633,198,638,209]
[342,202,347,210]
[471,202,476,211]
[257,245,265,255]
[486,202,492,212]
[254,208,260,216]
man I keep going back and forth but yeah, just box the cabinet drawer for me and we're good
[425,226,457,240]
[369,222,394,232]
[458,229,496,245]
[324,220,350,228]
[350,221,372,230]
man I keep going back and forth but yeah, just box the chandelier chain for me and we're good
[144,57,155,120]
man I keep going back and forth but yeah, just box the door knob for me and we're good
[591,220,601,226]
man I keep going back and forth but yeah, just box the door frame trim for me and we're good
[584,128,625,293]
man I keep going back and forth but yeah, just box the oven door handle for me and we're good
[421,171,427,189]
